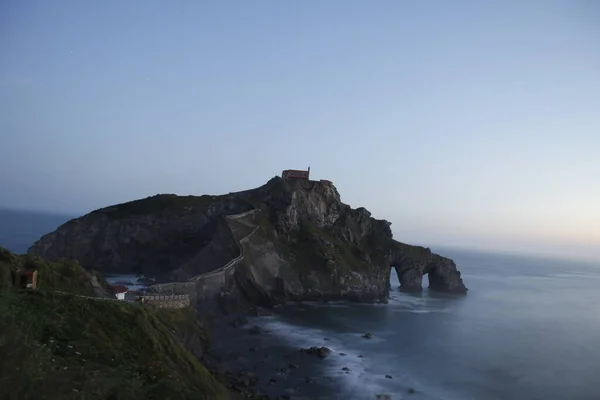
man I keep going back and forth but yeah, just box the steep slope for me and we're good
[0,248,227,400]
[29,177,467,302]
[27,193,249,278]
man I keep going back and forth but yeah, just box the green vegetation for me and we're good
[0,247,227,400]
[0,248,95,296]
[92,194,223,219]
[291,220,330,270]
[293,220,373,275]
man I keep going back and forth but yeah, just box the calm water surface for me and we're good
[250,249,600,400]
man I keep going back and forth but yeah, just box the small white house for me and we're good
[111,285,128,300]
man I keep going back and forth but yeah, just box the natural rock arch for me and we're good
[390,247,467,294]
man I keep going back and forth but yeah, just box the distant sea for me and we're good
[0,208,73,254]
[2,209,599,399]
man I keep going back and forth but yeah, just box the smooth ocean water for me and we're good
[249,249,600,400]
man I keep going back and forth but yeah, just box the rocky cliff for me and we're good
[28,177,467,304]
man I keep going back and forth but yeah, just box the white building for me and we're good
[111,285,128,300]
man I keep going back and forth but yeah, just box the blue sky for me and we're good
[1,1,599,260]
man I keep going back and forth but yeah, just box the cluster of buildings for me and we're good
[281,167,332,185]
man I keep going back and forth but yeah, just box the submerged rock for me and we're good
[300,346,331,358]
[230,315,249,328]
[248,325,268,335]
[363,333,373,339]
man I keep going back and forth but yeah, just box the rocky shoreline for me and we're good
[204,310,341,400]
[201,300,416,400]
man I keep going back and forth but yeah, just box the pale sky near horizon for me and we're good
[1,1,599,260]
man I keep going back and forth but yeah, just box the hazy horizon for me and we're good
[1,1,599,261]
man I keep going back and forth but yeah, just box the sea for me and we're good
[233,248,600,400]
[103,274,149,292]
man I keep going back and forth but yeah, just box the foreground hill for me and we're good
[0,247,228,400]
[28,177,467,305]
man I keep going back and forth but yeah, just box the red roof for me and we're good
[110,285,128,294]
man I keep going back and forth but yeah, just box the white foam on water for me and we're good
[254,316,444,400]
[256,318,387,399]
[391,309,449,314]
[387,293,453,315]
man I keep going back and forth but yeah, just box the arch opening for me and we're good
[390,259,467,295]
[391,264,424,293]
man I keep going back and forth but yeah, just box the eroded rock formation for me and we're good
[391,249,466,294]
[28,177,467,305]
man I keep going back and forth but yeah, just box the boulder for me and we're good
[248,325,268,335]
[300,346,331,358]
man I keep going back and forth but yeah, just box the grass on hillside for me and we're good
[294,220,375,274]
[91,194,223,218]
[0,247,227,400]
[0,248,95,296]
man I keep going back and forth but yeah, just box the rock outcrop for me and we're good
[28,177,467,305]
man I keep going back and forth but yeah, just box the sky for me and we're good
[1,1,599,260]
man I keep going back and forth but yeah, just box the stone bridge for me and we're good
[135,294,190,309]
[147,209,260,300]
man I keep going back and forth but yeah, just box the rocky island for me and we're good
[28,175,467,307]
[5,173,467,399]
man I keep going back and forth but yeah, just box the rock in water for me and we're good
[300,346,331,358]
[248,325,268,335]
[28,177,467,304]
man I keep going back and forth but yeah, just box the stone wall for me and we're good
[136,294,190,309]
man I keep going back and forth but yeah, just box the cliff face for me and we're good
[29,194,250,278]
[29,177,467,303]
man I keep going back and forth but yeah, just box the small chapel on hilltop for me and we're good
[281,167,332,185]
